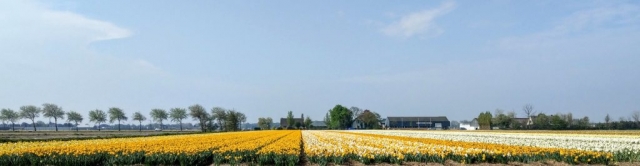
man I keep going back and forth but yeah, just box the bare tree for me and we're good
[150,109,168,129]
[42,103,65,131]
[604,113,611,129]
[507,110,516,118]
[350,106,362,121]
[133,112,146,132]
[211,107,227,130]
[89,109,107,131]
[20,105,41,131]
[523,104,535,118]
[188,104,208,132]
[566,112,573,128]
[66,111,83,132]
[108,107,127,131]
[1,109,20,131]
[632,111,640,126]
[169,108,187,131]
[494,109,505,116]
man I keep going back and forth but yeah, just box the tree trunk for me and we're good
[98,122,101,131]
[139,121,142,132]
[179,121,183,131]
[76,122,79,132]
[201,119,206,132]
[32,119,36,131]
[118,120,121,131]
[11,122,15,131]
[54,118,58,131]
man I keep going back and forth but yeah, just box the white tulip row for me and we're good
[302,131,486,158]
[345,130,640,153]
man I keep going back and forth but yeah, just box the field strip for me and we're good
[470,130,640,136]
[0,131,272,156]
[257,130,302,165]
[303,130,614,165]
[344,130,640,153]
[0,130,300,165]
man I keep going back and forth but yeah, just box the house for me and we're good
[511,116,536,128]
[352,119,364,129]
[459,118,479,130]
[385,116,450,130]
[311,121,327,129]
[279,118,304,128]
[528,116,536,126]
[512,118,529,128]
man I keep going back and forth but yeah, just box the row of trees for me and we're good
[598,113,640,130]
[323,105,383,129]
[188,105,246,132]
[0,104,83,132]
[0,104,247,132]
[256,111,312,130]
[255,105,383,130]
[476,104,640,130]
[285,111,312,129]
[256,117,274,130]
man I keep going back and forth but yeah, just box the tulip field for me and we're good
[307,130,639,165]
[0,130,301,166]
[1,130,639,165]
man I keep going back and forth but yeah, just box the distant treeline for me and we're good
[1,103,247,132]
[475,104,640,130]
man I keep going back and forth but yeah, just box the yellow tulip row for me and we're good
[257,130,301,156]
[0,131,281,156]
[213,130,291,154]
[0,130,302,165]
[255,130,302,165]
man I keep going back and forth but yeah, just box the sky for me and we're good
[1,0,639,126]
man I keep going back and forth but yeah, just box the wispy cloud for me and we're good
[0,1,132,44]
[0,1,162,113]
[381,1,456,38]
[555,3,639,33]
[499,3,640,50]
[42,11,132,42]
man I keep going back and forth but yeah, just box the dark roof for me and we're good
[387,116,449,122]
[311,121,326,127]
[279,118,304,126]
[513,118,529,123]
[280,118,303,121]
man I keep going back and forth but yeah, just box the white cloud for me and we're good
[381,1,456,38]
[0,1,131,44]
[42,10,132,42]
[0,1,164,119]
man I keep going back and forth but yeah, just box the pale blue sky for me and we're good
[1,0,639,125]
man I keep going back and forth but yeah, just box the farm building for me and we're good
[279,118,304,128]
[311,121,327,129]
[459,118,479,130]
[385,116,450,129]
